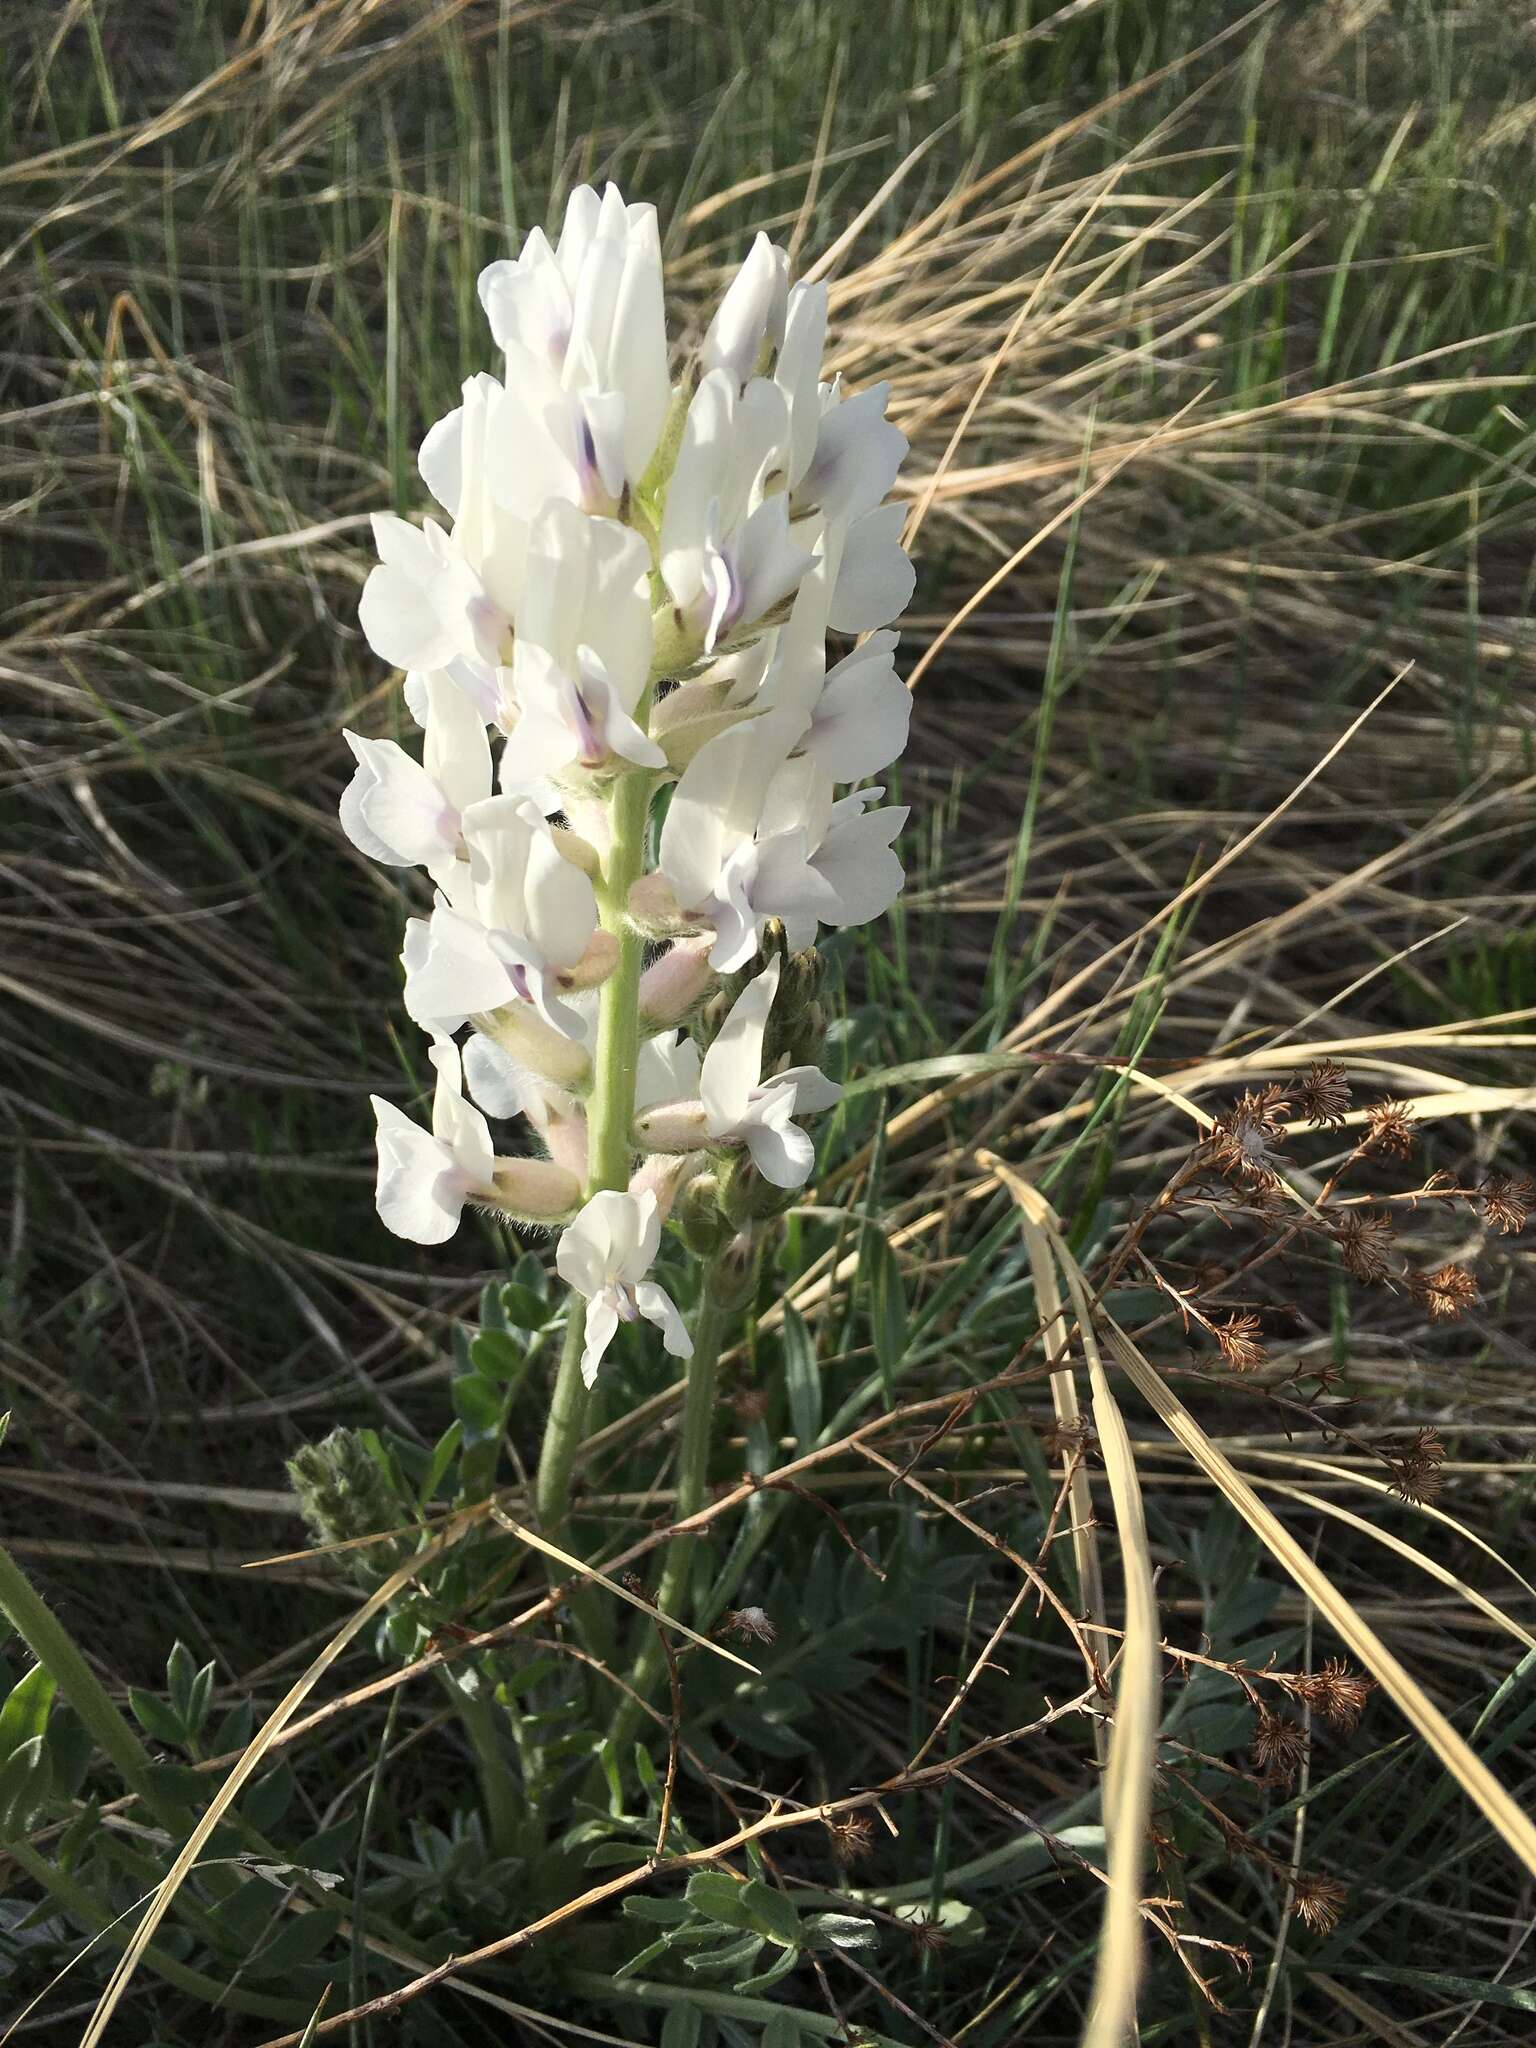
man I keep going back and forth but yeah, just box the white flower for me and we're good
[659,370,814,654]
[638,958,840,1188]
[702,232,789,388]
[464,1009,699,1124]
[658,714,905,969]
[756,555,911,781]
[501,503,663,787]
[339,673,492,879]
[372,1034,496,1245]
[746,757,908,954]
[477,184,670,484]
[794,380,907,527]
[657,706,806,968]
[359,511,505,676]
[556,1190,692,1387]
[402,796,599,1035]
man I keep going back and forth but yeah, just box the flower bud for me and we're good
[714,1227,762,1311]
[475,1004,592,1093]
[628,870,690,940]
[673,1171,732,1256]
[560,928,621,990]
[539,1110,589,1184]
[635,1099,710,1154]
[628,1149,701,1223]
[287,1428,406,1582]
[639,935,716,1028]
[489,1155,583,1222]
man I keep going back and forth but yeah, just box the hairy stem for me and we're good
[609,1276,730,1752]
[534,766,654,1541]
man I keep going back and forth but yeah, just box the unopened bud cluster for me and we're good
[344,187,913,1386]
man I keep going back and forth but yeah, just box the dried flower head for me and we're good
[1333,1207,1396,1284]
[1479,1172,1533,1236]
[1294,1059,1350,1131]
[1365,1100,1415,1157]
[1207,1085,1291,1188]
[906,1916,949,1954]
[1281,1659,1373,1732]
[720,1605,776,1645]
[1409,1263,1477,1323]
[1214,1312,1267,1373]
[1387,1425,1447,1506]
[1251,1709,1308,1784]
[1293,1872,1347,1935]
[825,1811,875,1865]
[1041,1419,1097,1462]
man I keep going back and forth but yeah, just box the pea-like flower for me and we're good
[372,1035,580,1244]
[339,672,491,881]
[402,796,600,1036]
[556,1190,692,1386]
[636,957,840,1187]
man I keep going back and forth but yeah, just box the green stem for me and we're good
[0,1538,174,1828]
[609,1278,729,1752]
[534,765,655,1542]
[450,1681,520,1861]
[3,1836,312,2025]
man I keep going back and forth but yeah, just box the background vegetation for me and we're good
[3,0,1535,2041]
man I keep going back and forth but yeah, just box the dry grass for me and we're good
[3,1,1536,2042]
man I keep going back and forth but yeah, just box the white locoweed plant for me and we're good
[344,187,914,1665]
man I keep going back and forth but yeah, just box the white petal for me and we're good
[580,1294,621,1388]
[658,707,805,914]
[372,1096,463,1245]
[402,903,513,1031]
[461,1031,529,1118]
[634,1281,694,1361]
[702,233,788,387]
[743,1109,815,1190]
[777,1063,843,1115]
[637,1030,703,1112]
[421,672,493,816]
[429,1032,495,1187]
[700,958,778,1134]
[660,371,734,609]
[828,504,914,633]
[359,561,456,673]
[557,1199,614,1297]
[813,803,908,931]
[804,632,910,782]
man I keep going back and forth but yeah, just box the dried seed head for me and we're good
[1206,1086,1291,1188]
[906,1916,949,1954]
[825,1810,874,1864]
[1293,1872,1347,1935]
[1334,1207,1396,1284]
[1251,1709,1308,1785]
[1041,1418,1097,1462]
[1387,1425,1446,1506]
[720,1605,776,1644]
[1281,1658,1373,1732]
[1479,1172,1533,1236]
[1365,1099,1415,1157]
[1409,1263,1477,1323]
[1294,1059,1350,1131]
[1214,1312,1267,1373]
